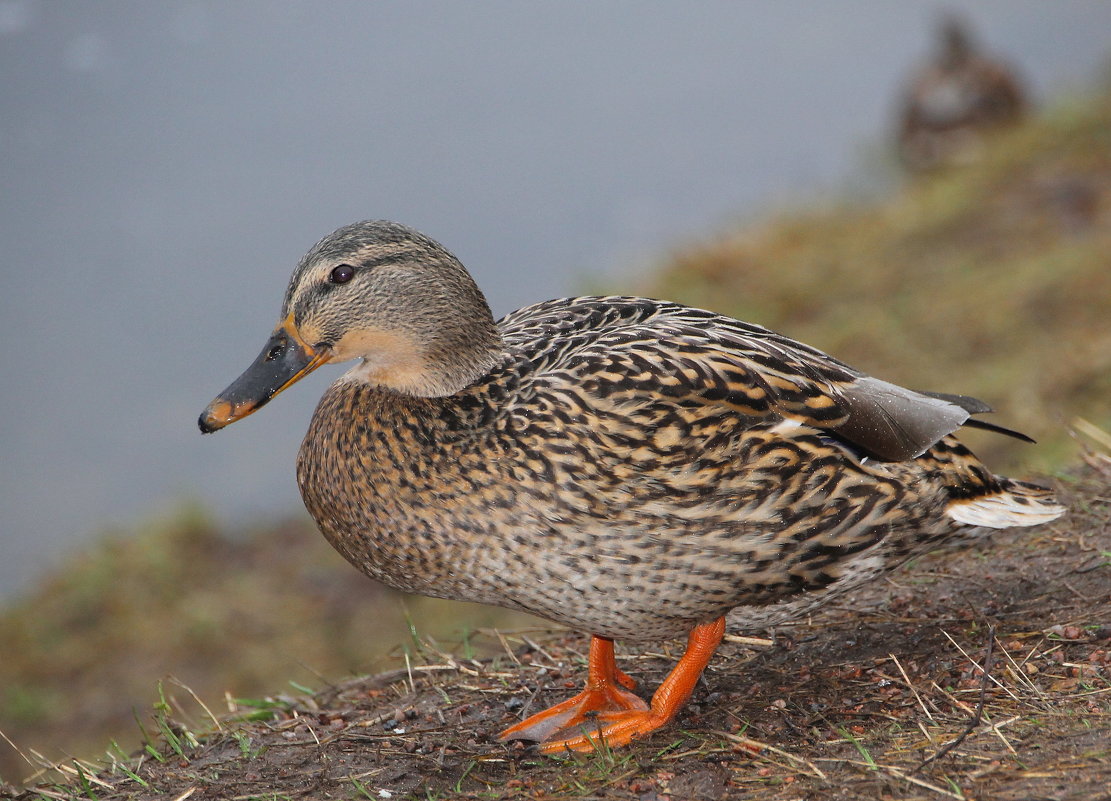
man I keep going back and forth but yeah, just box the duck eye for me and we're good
[329,264,355,284]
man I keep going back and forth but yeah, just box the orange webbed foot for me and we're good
[500,617,725,754]
[536,707,670,753]
[497,674,647,744]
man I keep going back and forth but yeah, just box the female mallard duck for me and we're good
[199,220,1063,753]
[897,16,1026,172]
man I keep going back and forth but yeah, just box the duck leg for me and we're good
[499,616,726,753]
[498,634,647,744]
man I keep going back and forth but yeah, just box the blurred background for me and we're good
[2,0,1110,783]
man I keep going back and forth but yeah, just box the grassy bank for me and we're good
[0,512,535,785]
[641,89,1111,473]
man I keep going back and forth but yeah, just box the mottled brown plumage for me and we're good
[200,220,1064,752]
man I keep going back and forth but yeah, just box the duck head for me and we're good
[198,220,502,433]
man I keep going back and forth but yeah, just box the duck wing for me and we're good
[499,297,1005,462]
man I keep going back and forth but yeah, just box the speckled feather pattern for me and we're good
[295,296,1060,641]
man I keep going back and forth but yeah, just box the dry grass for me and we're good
[3,452,1108,801]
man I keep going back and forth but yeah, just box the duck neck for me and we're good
[341,315,505,398]
[422,313,505,396]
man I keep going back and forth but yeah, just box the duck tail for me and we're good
[945,478,1065,529]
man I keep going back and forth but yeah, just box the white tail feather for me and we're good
[946,483,1064,529]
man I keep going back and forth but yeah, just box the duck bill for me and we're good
[198,317,330,433]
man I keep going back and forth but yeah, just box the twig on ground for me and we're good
[916,625,996,771]
[889,653,935,724]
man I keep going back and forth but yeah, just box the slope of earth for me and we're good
[0,511,537,784]
[4,452,1108,801]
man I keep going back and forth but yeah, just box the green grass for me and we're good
[837,726,878,770]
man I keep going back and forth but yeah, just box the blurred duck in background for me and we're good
[897,16,1026,172]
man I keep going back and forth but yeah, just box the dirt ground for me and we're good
[3,454,1109,801]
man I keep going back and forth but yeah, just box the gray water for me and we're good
[2,0,1109,598]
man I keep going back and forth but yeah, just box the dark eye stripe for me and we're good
[324,250,420,287]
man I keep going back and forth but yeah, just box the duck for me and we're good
[897,15,1026,172]
[199,220,1064,753]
